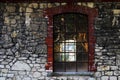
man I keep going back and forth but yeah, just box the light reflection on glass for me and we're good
[60,40,76,62]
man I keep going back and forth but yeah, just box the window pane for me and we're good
[77,53,88,62]
[66,62,76,72]
[76,33,88,42]
[54,43,60,52]
[65,53,76,62]
[54,63,65,72]
[77,42,88,52]
[77,62,88,72]
[54,53,65,62]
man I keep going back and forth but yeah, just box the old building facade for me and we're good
[0,1,120,80]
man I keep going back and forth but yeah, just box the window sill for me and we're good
[47,72,94,76]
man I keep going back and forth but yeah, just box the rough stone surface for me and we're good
[11,61,31,71]
[33,72,41,78]
[0,77,6,80]
[0,2,119,80]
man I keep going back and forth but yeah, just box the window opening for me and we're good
[53,13,88,72]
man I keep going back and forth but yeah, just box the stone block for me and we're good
[26,8,33,13]
[7,74,14,77]
[18,71,26,75]
[23,77,31,80]
[95,72,101,77]
[6,6,15,12]
[1,69,8,73]
[11,61,31,71]
[104,71,113,76]
[95,49,101,52]
[88,77,96,80]
[16,76,22,80]
[33,72,41,78]
[10,19,16,24]
[6,65,10,69]
[101,76,109,80]
[118,76,120,80]
[4,17,10,24]
[110,76,117,80]
[0,65,4,68]
[114,71,120,75]
[97,66,110,71]
[2,73,7,77]
[0,77,6,80]
[111,66,118,70]
[95,52,102,56]
[29,3,38,8]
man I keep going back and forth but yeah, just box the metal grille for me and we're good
[53,13,88,72]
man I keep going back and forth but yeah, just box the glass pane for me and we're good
[77,42,88,52]
[66,62,76,72]
[76,33,88,42]
[54,53,65,62]
[77,53,88,62]
[65,53,76,62]
[65,33,76,40]
[77,62,88,71]
[54,43,60,52]
[76,15,88,32]
[60,40,76,52]
[54,63,65,72]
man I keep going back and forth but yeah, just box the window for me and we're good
[45,4,98,74]
[53,13,88,72]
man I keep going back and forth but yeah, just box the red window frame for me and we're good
[44,4,98,72]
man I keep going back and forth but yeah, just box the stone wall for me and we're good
[0,2,120,80]
[94,2,120,80]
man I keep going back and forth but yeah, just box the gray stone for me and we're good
[95,72,101,77]
[111,66,118,70]
[6,49,13,55]
[11,61,31,71]
[26,8,33,12]
[104,71,113,75]
[0,77,6,80]
[6,6,16,12]
[33,72,41,78]
[110,76,117,80]
[0,51,5,54]
[88,77,96,80]
[10,19,16,24]
[23,77,31,80]
[95,52,102,56]
[101,76,109,80]
[0,59,4,62]
[1,61,9,64]
[35,44,47,54]
[18,71,26,75]
[7,74,14,77]
[1,69,8,73]
[2,74,7,77]
[114,71,120,75]
[19,57,27,60]
[6,65,10,68]
[16,76,21,80]
[0,65,4,68]
[41,72,47,76]
[21,50,32,54]
[34,64,40,67]
[95,49,100,52]
[3,43,14,48]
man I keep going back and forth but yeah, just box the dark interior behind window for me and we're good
[53,13,88,72]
